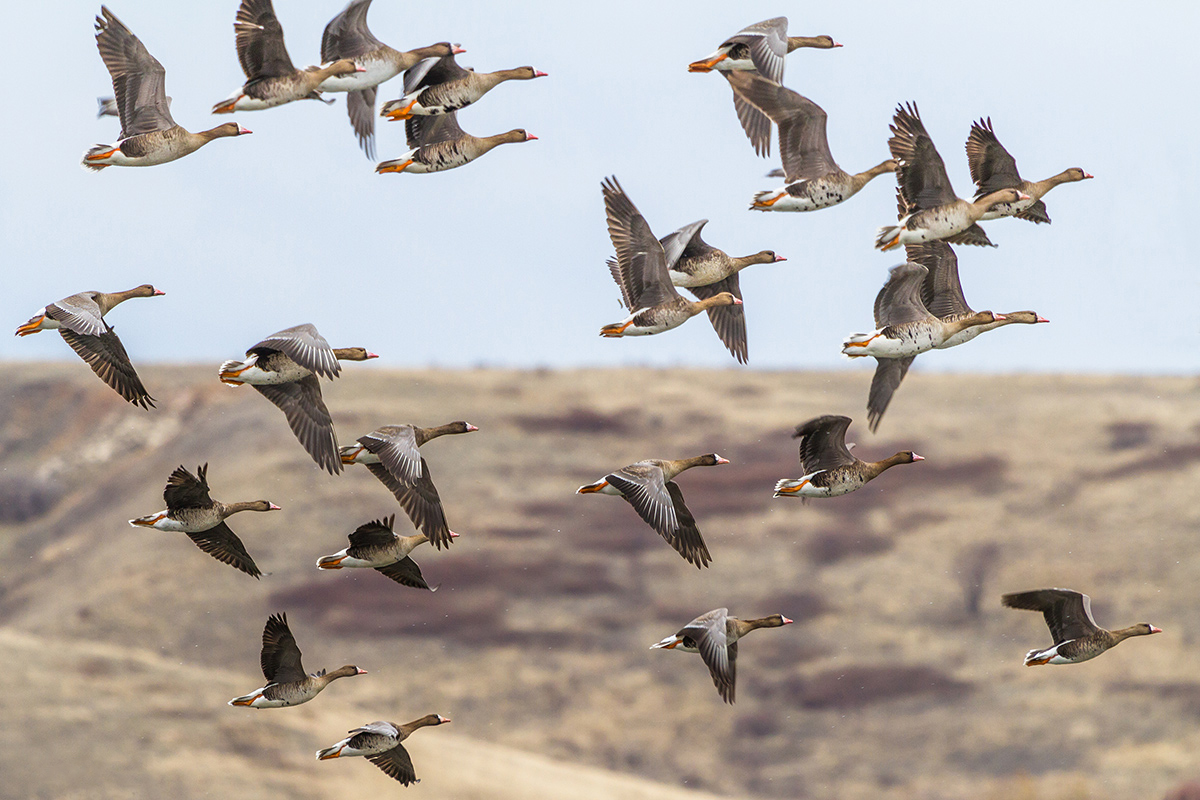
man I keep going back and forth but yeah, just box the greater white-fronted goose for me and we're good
[317,714,451,785]
[866,242,1048,431]
[577,454,727,569]
[651,608,792,703]
[774,415,922,499]
[874,103,1028,251]
[1002,588,1161,666]
[128,464,279,578]
[375,111,535,174]
[380,53,546,121]
[218,324,378,474]
[966,118,1093,224]
[97,96,118,117]
[211,0,364,114]
[607,220,783,363]
[841,261,1002,359]
[16,284,164,408]
[726,72,896,212]
[599,177,742,342]
[339,422,476,548]
[688,17,840,157]
[317,515,452,590]
[229,613,366,708]
[318,0,461,159]
[83,8,250,171]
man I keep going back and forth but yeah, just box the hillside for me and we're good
[1,363,1198,799]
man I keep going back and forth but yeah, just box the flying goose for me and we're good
[866,242,1048,431]
[841,261,1002,359]
[599,177,742,343]
[16,284,164,408]
[774,415,922,499]
[966,117,1093,224]
[651,608,792,703]
[688,17,840,157]
[212,0,364,114]
[83,8,249,170]
[317,515,452,590]
[726,72,896,212]
[318,0,461,158]
[317,714,451,785]
[218,324,378,474]
[1002,588,1161,666]
[229,613,366,708]
[339,422,477,548]
[577,454,728,569]
[128,464,279,578]
[381,52,546,121]
[607,219,783,363]
[375,111,536,174]
[875,103,1027,251]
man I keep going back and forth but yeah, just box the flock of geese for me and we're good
[14,4,1162,789]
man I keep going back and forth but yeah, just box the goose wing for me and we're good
[260,612,306,683]
[235,0,298,80]
[249,324,339,379]
[59,325,154,409]
[688,275,747,365]
[601,177,678,311]
[726,72,837,182]
[253,376,341,474]
[793,415,857,473]
[874,261,933,328]
[889,102,957,212]
[966,117,1022,198]
[907,241,972,319]
[94,7,175,137]
[1002,588,1102,645]
[320,0,381,61]
[185,522,262,578]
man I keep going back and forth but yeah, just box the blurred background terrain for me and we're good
[1,363,1198,799]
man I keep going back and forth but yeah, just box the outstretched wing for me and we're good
[260,612,306,683]
[793,415,857,473]
[405,111,466,147]
[235,0,298,80]
[680,608,735,703]
[367,744,418,786]
[94,7,175,137]
[965,117,1022,198]
[874,262,933,328]
[364,463,453,550]
[1002,588,1101,645]
[253,377,342,475]
[375,557,434,591]
[185,522,262,578]
[601,177,678,311]
[866,356,915,433]
[889,103,957,212]
[726,72,837,182]
[250,324,339,379]
[163,464,213,510]
[59,325,155,409]
[688,275,747,365]
[346,87,377,159]
[907,242,972,319]
[320,0,382,61]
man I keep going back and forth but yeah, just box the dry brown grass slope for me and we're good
[1,363,1199,799]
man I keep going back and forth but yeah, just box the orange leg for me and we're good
[376,159,414,174]
[600,321,633,337]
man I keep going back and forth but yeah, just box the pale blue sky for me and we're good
[3,1,1197,373]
